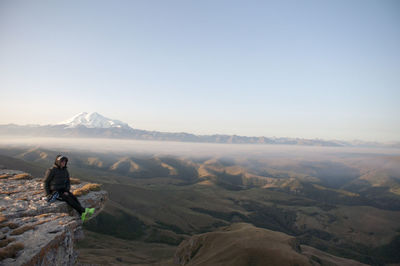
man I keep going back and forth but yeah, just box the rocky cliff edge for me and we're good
[0,169,107,265]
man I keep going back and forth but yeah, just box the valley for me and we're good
[0,139,399,265]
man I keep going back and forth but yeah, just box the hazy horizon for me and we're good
[1,137,400,159]
[1,1,399,142]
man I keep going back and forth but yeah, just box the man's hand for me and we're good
[64,192,68,196]
[47,191,59,203]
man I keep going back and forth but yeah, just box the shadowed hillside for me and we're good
[0,154,46,177]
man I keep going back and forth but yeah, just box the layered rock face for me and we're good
[0,169,107,265]
[175,223,366,266]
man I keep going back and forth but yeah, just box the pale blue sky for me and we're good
[0,0,399,141]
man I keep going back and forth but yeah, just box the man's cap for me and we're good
[56,155,68,162]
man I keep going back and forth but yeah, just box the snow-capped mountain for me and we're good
[57,112,132,129]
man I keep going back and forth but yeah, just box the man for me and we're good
[44,155,94,222]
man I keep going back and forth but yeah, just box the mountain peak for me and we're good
[57,112,132,129]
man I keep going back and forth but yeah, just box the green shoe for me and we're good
[81,211,87,222]
[87,208,95,217]
[83,208,95,219]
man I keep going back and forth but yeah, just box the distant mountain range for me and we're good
[0,112,398,148]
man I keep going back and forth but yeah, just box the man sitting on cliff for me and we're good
[43,155,94,222]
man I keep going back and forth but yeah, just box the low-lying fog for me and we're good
[1,136,399,159]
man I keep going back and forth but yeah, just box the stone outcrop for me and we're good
[0,169,107,265]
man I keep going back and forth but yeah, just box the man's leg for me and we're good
[59,191,85,214]
[67,192,84,209]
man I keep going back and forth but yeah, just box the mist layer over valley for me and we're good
[2,136,400,157]
[1,137,400,265]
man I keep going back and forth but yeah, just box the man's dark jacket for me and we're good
[43,162,71,196]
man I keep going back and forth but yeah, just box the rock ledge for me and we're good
[0,169,107,266]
